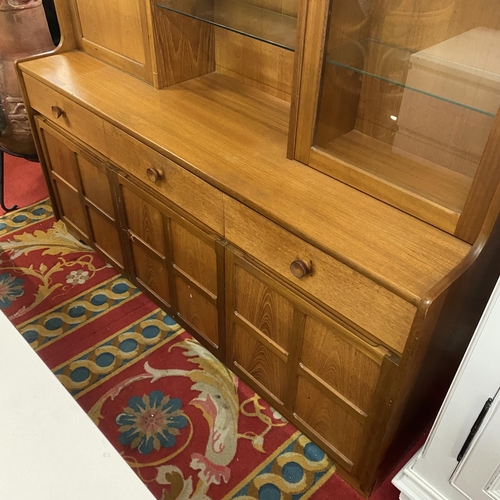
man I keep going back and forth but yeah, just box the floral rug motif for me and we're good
[0,200,340,500]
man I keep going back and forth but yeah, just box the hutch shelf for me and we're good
[156,0,298,50]
[16,0,500,496]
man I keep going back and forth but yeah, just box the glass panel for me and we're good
[327,37,499,117]
[156,0,297,50]
[315,0,500,218]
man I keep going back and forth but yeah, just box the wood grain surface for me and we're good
[19,52,472,301]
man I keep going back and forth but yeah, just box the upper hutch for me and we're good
[16,0,500,496]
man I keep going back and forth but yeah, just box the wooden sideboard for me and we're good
[16,0,500,496]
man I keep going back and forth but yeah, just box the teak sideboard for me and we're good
[15,0,500,496]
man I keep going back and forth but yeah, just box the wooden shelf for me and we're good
[322,131,472,216]
[156,0,297,51]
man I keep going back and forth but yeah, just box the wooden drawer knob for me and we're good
[51,106,63,119]
[146,167,164,183]
[290,259,312,279]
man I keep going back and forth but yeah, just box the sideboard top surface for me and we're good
[19,51,472,301]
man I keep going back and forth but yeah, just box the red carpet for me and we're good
[0,154,48,215]
[0,168,418,499]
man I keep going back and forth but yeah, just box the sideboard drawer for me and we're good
[224,196,416,354]
[23,74,108,155]
[103,123,224,234]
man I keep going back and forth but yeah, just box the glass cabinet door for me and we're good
[300,0,500,239]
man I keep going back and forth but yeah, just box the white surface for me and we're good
[393,277,500,500]
[0,311,156,500]
[451,392,500,499]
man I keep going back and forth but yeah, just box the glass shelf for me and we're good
[326,38,500,117]
[156,0,297,51]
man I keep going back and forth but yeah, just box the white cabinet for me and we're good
[393,277,500,500]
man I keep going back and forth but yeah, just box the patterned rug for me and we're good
[0,200,343,500]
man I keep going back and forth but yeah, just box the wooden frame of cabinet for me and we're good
[14,0,500,496]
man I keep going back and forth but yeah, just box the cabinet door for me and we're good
[118,176,225,358]
[35,117,125,269]
[69,0,153,83]
[293,0,500,241]
[226,248,391,469]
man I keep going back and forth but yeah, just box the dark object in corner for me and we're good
[42,0,60,46]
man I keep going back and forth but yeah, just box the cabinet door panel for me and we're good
[79,156,115,217]
[171,219,217,294]
[121,186,166,254]
[301,316,381,413]
[175,276,218,346]
[54,179,88,236]
[234,264,294,351]
[43,131,79,187]
[88,208,123,266]
[295,377,364,465]
[233,324,288,404]
[226,249,389,470]
[130,241,171,306]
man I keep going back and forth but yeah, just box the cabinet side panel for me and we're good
[149,5,215,88]
[383,235,500,481]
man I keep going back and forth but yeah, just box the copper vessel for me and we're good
[0,0,54,156]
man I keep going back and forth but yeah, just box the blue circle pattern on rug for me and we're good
[236,438,331,500]
[21,277,139,348]
[45,317,63,330]
[282,462,304,484]
[259,483,281,500]
[68,305,86,318]
[54,310,183,396]
[91,293,108,306]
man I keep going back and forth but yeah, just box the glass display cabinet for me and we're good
[295,0,500,242]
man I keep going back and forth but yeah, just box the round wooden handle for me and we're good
[146,167,164,183]
[289,259,312,279]
[51,106,63,119]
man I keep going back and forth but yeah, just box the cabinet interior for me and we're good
[314,0,500,229]
[150,0,298,105]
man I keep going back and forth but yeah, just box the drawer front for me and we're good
[23,74,108,155]
[224,196,416,354]
[104,122,224,234]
